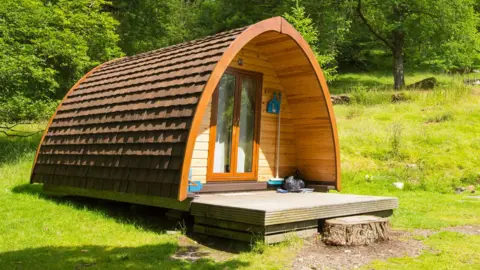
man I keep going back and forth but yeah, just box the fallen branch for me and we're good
[0,122,44,137]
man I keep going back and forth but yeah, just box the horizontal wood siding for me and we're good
[190,101,211,182]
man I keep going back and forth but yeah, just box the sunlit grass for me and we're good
[336,90,480,194]
[0,73,479,268]
[368,232,480,269]
[0,135,300,269]
[329,71,469,94]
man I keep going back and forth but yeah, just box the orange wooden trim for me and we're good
[178,17,282,200]
[279,18,341,190]
[30,59,122,183]
[179,16,340,201]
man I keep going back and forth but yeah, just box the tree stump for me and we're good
[322,215,390,246]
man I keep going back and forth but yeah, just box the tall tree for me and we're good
[355,0,479,89]
[111,0,200,55]
[0,0,123,100]
[284,0,338,80]
[299,0,354,79]
[194,0,286,35]
[0,0,123,134]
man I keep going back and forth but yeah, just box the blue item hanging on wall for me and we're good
[267,92,281,114]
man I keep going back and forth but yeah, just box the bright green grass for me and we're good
[336,92,480,193]
[0,73,479,269]
[329,72,471,107]
[333,74,480,269]
[329,71,468,94]
[0,136,301,269]
[369,232,480,270]
[334,79,480,230]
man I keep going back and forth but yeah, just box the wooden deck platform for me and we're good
[190,191,398,243]
[43,184,399,243]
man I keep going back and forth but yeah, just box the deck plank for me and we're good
[191,191,398,226]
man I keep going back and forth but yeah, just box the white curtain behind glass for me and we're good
[213,74,235,173]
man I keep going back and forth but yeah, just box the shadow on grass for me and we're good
[12,184,254,254]
[329,73,392,94]
[0,134,41,165]
[13,184,181,233]
[0,243,249,269]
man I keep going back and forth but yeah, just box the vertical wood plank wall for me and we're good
[254,32,336,182]
[190,42,297,183]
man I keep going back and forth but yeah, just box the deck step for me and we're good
[193,222,318,244]
[193,216,319,243]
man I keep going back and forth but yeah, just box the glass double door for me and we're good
[208,69,261,181]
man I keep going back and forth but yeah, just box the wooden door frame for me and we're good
[207,67,263,182]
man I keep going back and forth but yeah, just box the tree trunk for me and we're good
[392,28,405,90]
[392,50,405,90]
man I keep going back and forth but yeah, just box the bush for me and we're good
[0,95,58,136]
[346,106,364,119]
[349,86,392,105]
[391,92,413,103]
[426,112,454,123]
[0,95,58,124]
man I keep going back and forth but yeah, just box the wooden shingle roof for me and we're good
[31,27,247,199]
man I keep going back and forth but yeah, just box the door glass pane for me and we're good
[237,76,257,173]
[213,74,236,173]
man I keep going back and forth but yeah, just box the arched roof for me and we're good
[31,17,339,201]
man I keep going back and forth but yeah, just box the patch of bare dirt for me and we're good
[443,225,480,235]
[170,225,479,266]
[292,230,425,270]
[171,236,211,262]
[172,235,250,262]
[412,228,436,238]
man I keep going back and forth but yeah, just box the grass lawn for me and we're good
[0,73,479,269]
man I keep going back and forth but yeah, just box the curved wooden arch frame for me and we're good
[179,17,340,201]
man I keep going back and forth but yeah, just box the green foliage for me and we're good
[388,122,404,159]
[283,0,337,81]
[348,86,393,105]
[1,0,479,122]
[426,112,454,124]
[194,0,286,35]
[0,95,57,124]
[351,0,480,72]
[112,0,200,55]
[0,0,123,102]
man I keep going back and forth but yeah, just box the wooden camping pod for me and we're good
[31,17,340,203]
